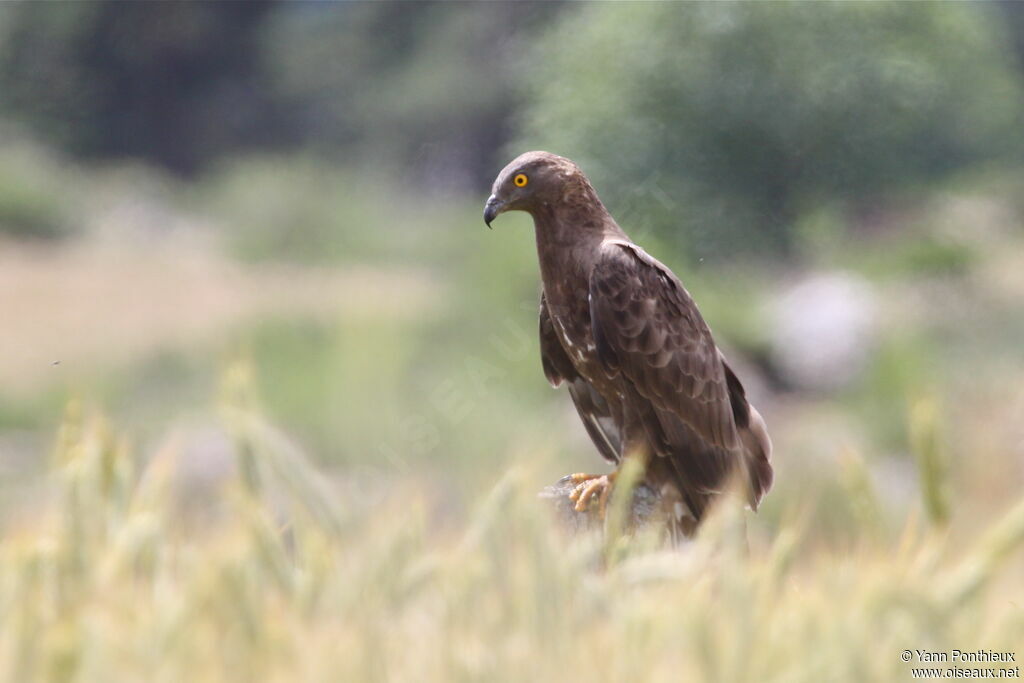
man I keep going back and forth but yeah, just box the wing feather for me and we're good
[589,241,739,452]
[540,293,622,464]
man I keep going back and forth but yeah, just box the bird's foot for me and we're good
[567,471,618,518]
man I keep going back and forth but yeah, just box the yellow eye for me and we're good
[513,173,528,187]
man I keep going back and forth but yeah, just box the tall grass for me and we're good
[1,371,1022,682]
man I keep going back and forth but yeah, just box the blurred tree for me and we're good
[262,2,564,189]
[516,2,1024,259]
[996,1,1024,79]
[0,1,286,175]
[0,2,564,184]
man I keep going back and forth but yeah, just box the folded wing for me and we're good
[589,241,771,507]
[540,293,622,465]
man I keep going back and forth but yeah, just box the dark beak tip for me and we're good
[483,195,502,229]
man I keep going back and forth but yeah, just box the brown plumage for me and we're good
[485,151,773,533]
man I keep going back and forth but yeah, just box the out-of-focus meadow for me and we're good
[1,3,1024,680]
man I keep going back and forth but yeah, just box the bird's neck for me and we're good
[531,192,627,246]
[530,197,626,306]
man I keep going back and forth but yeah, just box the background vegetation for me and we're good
[1,2,1023,680]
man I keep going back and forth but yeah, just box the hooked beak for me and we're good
[483,195,505,229]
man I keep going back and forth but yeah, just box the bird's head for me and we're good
[483,151,585,228]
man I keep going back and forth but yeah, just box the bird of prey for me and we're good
[484,151,772,534]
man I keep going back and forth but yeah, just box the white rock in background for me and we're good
[769,272,878,392]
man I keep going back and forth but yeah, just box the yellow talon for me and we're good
[566,472,618,518]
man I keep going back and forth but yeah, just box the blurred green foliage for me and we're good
[198,157,412,265]
[0,2,284,175]
[517,2,1024,258]
[261,2,562,188]
[2,1,1024,256]
[0,139,73,239]
[0,2,561,183]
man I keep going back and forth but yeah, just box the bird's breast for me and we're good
[538,248,618,390]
